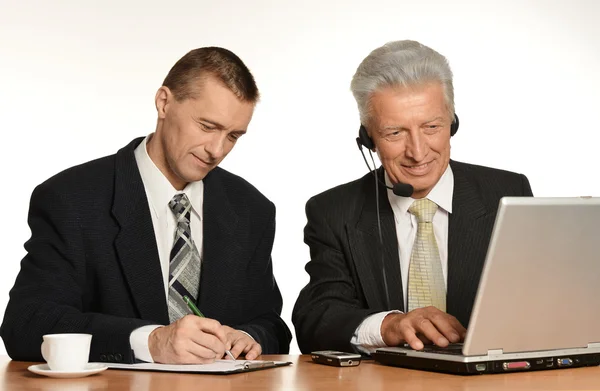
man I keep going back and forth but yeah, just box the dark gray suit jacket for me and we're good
[1,138,291,363]
[292,160,532,353]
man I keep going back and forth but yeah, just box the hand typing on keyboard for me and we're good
[380,306,466,351]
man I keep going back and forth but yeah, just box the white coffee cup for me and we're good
[41,333,92,371]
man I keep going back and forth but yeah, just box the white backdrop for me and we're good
[1,0,599,355]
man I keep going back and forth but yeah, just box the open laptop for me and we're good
[372,197,600,375]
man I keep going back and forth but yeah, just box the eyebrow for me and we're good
[423,116,445,124]
[381,116,446,130]
[197,117,247,134]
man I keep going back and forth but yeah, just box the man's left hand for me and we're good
[222,326,262,360]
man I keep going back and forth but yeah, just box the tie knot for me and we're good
[409,198,438,223]
[169,193,192,220]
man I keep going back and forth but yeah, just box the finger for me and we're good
[436,314,467,341]
[189,331,226,358]
[401,327,424,350]
[229,338,247,359]
[243,343,262,360]
[447,317,467,339]
[190,318,229,348]
[428,315,462,343]
[183,343,221,363]
[219,325,236,351]
[415,318,449,347]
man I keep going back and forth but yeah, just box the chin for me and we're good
[194,168,214,181]
[407,178,436,195]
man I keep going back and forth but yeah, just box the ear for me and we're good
[155,86,172,119]
[367,130,377,153]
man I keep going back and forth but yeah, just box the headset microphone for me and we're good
[355,137,414,197]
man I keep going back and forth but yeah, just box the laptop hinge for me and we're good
[487,349,503,355]
[587,343,600,349]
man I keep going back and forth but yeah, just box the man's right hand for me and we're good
[381,306,466,350]
[148,315,229,364]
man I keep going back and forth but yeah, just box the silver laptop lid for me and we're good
[463,197,600,356]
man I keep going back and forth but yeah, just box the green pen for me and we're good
[183,295,205,317]
[183,295,235,361]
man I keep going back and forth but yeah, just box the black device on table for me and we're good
[311,351,362,367]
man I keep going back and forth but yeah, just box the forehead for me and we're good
[176,77,255,128]
[369,82,448,125]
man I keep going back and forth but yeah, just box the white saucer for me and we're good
[28,363,108,378]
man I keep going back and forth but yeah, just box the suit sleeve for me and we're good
[292,197,377,354]
[234,203,292,354]
[0,183,153,363]
[521,174,533,196]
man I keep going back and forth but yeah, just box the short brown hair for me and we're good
[162,47,259,103]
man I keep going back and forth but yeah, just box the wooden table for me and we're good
[2,355,600,390]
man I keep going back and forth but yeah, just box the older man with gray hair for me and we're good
[292,40,533,354]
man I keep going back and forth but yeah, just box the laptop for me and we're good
[372,197,600,375]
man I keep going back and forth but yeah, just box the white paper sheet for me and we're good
[107,359,291,374]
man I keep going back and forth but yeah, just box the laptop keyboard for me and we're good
[418,343,464,355]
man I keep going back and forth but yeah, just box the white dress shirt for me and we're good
[351,165,454,354]
[129,134,204,362]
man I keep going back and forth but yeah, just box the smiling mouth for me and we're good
[192,154,214,167]
[403,161,432,169]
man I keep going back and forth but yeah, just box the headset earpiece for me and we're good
[357,125,375,150]
[451,114,459,137]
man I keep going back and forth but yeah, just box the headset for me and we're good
[354,114,459,310]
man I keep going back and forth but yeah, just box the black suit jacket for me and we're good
[1,138,291,363]
[292,160,532,353]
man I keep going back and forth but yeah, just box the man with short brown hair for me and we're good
[1,47,291,364]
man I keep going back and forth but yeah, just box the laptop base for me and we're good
[372,351,600,375]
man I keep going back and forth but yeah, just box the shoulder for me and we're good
[34,154,117,200]
[306,172,372,215]
[451,160,525,180]
[207,166,274,210]
[33,138,145,198]
[450,160,532,196]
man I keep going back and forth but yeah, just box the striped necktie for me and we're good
[167,193,202,323]
[407,198,446,312]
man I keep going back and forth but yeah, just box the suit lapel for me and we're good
[447,161,492,326]
[348,169,404,311]
[197,168,241,318]
[112,138,169,324]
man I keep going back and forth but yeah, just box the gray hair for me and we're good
[350,40,455,126]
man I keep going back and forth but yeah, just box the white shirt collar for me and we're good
[134,134,204,219]
[385,164,454,215]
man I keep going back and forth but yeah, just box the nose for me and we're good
[405,129,427,162]
[204,133,227,160]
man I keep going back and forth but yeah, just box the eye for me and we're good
[200,123,216,131]
[424,124,442,134]
[384,130,404,141]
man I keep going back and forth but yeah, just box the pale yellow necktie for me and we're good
[407,198,446,312]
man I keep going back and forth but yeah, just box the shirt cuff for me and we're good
[130,325,162,363]
[351,310,403,354]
